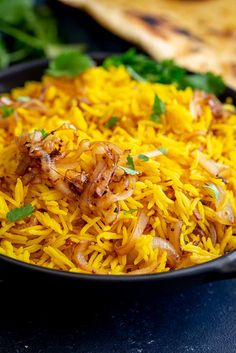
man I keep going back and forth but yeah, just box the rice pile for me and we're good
[0,65,236,275]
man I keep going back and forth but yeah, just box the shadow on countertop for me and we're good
[0,279,236,353]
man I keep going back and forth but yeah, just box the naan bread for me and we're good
[60,0,236,88]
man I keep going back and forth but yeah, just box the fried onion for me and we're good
[16,126,136,223]
[152,237,180,267]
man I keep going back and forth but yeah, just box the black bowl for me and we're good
[0,56,236,291]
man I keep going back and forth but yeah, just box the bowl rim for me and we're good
[0,249,235,282]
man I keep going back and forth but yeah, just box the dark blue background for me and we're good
[1,2,236,352]
[1,279,236,353]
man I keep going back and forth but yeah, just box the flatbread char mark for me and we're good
[59,0,236,88]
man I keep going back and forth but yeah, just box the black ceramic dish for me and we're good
[0,55,236,290]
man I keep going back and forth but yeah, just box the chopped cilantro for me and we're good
[34,128,49,139]
[180,72,225,96]
[6,204,34,222]
[126,66,146,82]
[47,51,93,78]
[119,166,140,175]
[158,147,168,154]
[0,0,86,70]
[204,183,220,201]
[40,128,49,139]
[127,155,135,170]
[103,48,225,95]
[105,116,119,128]
[123,209,137,215]
[138,154,149,162]
[1,104,14,118]
[150,95,165,123]
[16,96,31,102]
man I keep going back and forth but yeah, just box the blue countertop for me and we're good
[1,279,236,353]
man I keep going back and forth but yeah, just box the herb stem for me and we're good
[0,22,43,50]
[9,47,32,62]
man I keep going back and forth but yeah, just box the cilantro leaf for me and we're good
[138,154,149,162]
[158,147,168,154]
[6,204,34,222]
[119,166,140,175]
[34,129,49,139]
[1,105,14,118]
[0,1,53,54]
[0,41,10,69]
[127,155,135,170]
[0,0,33,25]
[40,128,49,139]
[103,49,225,95]
[126,66,146,82]
[180,72,225,96]
[150,95,165,123]
[204,183,220,201]
[45,43,85,60]
[123,209,137,215]
[103,48,136,69]
[16,96,31,102]
[103,48,186,85]
[105,116,119,128]
[0,0,87,69]
[47,51,93,78]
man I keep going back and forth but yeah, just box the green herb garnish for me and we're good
[103,48,185,85]
[204,183,220,201]
[34,128,49,139]
[158,147,168,154]
[0,42,9,68]
[123,209,137,215]
[40,128,49,139]
[105,116,119,128]
[150,95,165,123]
[1,104,14,118]
[127,155,135,170]
[138,154,149,162]
[47,51,93,78]
[181,73,225,96]
[17,96,31,102]
[6,204,34,222]
[119,166,140,175]
[126,66,146,82]
[103,48,225,95]
[0,0,85,69]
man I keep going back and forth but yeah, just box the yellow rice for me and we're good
[0,64,236,274]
